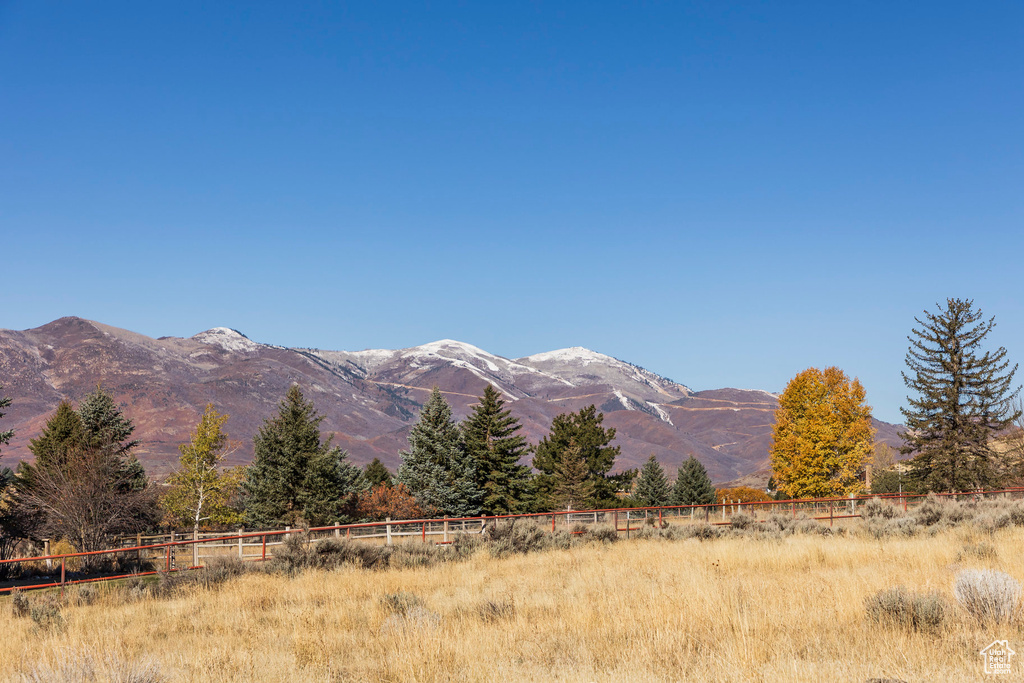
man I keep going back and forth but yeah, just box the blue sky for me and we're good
[2,2,1022,423]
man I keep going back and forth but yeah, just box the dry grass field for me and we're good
[3,511,1024,682]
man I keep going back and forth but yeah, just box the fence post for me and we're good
[386,517,393,546]
[443,516,449,544]
[422,521,426,543]
[552,513,556,533]
[44,539,52,571]
[830,503,834,527]
[658,508,663,527]
[334,523,340,538]
[704,506,709,523]
[261,535,267,561]
[614,510,618,532]
[60,557,65,596]
[193,528,199,567]
[625,511,630,539]
[791,501,795,518]
[165,545,170,572]
[238,528,244,559]
[137,532,142,565]
[722,500,726,521]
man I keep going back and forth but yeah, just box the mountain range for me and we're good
[0,317,905,484]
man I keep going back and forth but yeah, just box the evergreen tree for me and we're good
[672,456,716,505]
[77,388,147,492]
[18,391,158,558]
[27,400,84,475]
[243,385,360,527]
[0,388,30,579]
[363,458,393,489]
[901,299,1021,491]
[162,405,244,531]
[398,387,482,517]
[298,447,362,525]
[462,385,532,515]
[21,391,152,517]
[0,384,12,450]
[551,441,595,510]
[532,405,620,509]
[770,367,875,498]
[634,454,670,506]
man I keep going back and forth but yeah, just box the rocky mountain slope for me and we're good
[0,317,904,483]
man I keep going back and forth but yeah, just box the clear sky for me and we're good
[2,2,1022,423]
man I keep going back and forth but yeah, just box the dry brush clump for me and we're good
[865,585,949,632]
[953,568,1021,624]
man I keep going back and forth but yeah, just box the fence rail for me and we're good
[3,487,1023,595]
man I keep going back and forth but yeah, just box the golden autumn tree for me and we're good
[770,367,875,498]
[162,404,244,532]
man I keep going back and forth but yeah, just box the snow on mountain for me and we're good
[191,327,260,353]
[516,346,690,402]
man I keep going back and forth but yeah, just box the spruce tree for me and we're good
[551,441,595,510]
[672,456,716,505]
[244,385,360,527]
[634,454,670,506]
[363,458,393,489]
[532,405,620,509]
[78,388,147,492]
[27,400,84,474]
[0,384,12,451]
[398,387,482,517]
[17,392,158,555]
[901,299,1021,492]
[462,385,532,515]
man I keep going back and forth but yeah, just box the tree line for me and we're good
[0,382,718,572]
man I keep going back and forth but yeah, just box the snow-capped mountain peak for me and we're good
[192,327,260,353]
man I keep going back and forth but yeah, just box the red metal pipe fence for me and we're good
[2,486,1022,595]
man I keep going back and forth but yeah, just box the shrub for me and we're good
[681,523,723,541]
[29,594,65,631]
[954,569,1021,624]
[865,586,947,632]
[730,513,754,530]
[956,542,997,562]
[380,591,424,616]
[862,497,899,520]
[10,588,29,617]
[912,494,945,526]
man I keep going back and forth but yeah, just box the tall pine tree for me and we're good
[672,456,716,505]
[532,405,620,509]
[80,388,148,492]
[551,441,595,510]
[462,385,531,515]
[27,400,84,475]
[244,385,360,527]
[398,387,482,517]
[0,384,11,450]
[901,299,1021,491]
[634,454,670,506]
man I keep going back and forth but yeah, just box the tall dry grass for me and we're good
[2,523,1023,682]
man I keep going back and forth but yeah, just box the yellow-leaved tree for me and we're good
[162,404,244,532]
[770,367,875,499]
